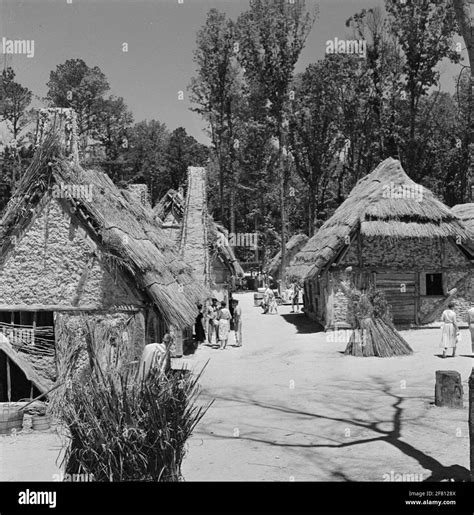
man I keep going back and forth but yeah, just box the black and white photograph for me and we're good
[0,0,474,512]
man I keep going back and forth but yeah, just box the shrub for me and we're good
[60,356,210,481]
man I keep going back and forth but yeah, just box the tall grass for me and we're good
[60,350,210,481]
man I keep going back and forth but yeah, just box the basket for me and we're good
[0,405,24,435]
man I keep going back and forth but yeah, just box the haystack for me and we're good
[340,281,413,357]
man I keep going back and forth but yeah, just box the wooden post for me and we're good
[6,357,11,403]
[469,368,474,481]
[435,370,463,408]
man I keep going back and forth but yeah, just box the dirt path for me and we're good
[182,292,472,481]
[1,292,471,481]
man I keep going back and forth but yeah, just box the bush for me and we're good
[60,357,210,481]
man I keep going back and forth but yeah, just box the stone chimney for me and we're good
[35,108,79,163]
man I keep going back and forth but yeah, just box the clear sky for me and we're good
[0,0,467,144]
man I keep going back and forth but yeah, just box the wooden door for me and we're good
[375,271,416,324]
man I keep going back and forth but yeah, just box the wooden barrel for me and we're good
[32,414,51,431]
[0,406,24,435]
[254,293,263,307]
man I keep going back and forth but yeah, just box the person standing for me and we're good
[232,299,242,347]
[292,282,301,313]
[217,300,232,350]
[206,298,218,345]
[440,302,458,358]
[194,303,205,348]
[468,305,474,355]
[262,285,272,314]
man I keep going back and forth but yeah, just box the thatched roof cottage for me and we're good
[287,158,473,330]
[155,168,243,301]
[266,234,309,281]
[0,111,207,402]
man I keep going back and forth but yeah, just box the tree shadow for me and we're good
[280,313,324,334]
[200,378,470,482]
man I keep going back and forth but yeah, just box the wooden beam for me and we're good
[0,305,143,312]
[6,357,11,403]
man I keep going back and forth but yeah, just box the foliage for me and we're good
[60,347,210,481]
[1,67,33,139]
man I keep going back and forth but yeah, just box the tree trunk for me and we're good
[308,186,316,237]
[279,124,287,293]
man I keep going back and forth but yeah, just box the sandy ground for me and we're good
[181,292,472,482]
[1,291,472,482]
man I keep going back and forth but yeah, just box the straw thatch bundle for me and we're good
[341,281,413,357]
[287,158,471,281]
[0,131,209,329]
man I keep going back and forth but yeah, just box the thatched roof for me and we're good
[452,203,474,254]
[155,186,244,278]
[207,219,245,277]
[287,158,472,281]
[0,134,208,329]
[452,203,474,234]
[153,189,184,225]
[266,234,309,277]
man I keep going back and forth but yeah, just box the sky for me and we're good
[0,0,468,144]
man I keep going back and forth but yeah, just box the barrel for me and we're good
[0,406,24,435]
[254,293,263,307]
[32,414,51,431]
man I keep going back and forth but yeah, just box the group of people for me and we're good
[195,297,242,350]
[440,302,474,358]
[260,282,302,315]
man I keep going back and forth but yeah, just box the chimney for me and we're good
[36,108,79,163]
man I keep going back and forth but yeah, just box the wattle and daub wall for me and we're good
[0,196,151,383]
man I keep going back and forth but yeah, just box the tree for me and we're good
[288,60,345,236]
[92,95,134,172]
[385,0,461,180]
[1,67,33,139]
[46,59,110,145]
[164,127,209,191]
[124,120,170,204]
[236,0,315,285]
[189,9,240,227]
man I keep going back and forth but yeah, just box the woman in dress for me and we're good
[217,300,232,350]
[440,302,458,358]
[468,304,474,355]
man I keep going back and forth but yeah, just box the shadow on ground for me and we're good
[198,377,470,482]
[280,313,324,334]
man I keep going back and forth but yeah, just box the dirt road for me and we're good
[1,291,471,482]
[182,292,472,481]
